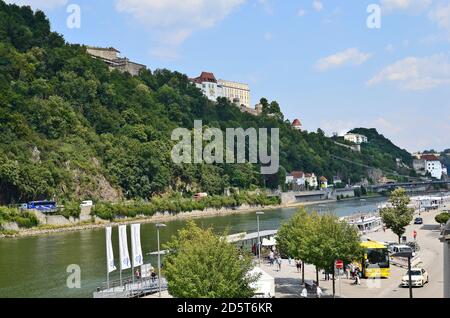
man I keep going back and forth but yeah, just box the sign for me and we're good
[335,260,344,269]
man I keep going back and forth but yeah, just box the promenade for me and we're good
[260,208,445,298]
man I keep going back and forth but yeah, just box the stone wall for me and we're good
[331,189,355,199]
[281,190,330,205]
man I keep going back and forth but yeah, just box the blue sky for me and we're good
[7,0,450,152]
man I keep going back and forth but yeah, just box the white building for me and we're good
[190,72,222,102]
[421,155,444,180]
[305,173,318,189]
[286,171,306,187]
[218,79,251,108]
[190,72,252,109]
[344,133,368,145]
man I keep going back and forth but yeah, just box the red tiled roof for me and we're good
[421,154,440,162]
[191,71,217,84]
[289,171,305,178]
[292,119,302,126]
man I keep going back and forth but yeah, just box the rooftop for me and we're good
[421,154,440,162]
[190,71,218,84]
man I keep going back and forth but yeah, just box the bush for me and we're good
[60,202,81,219]
[435,213,450,225]
[92,192,281,220]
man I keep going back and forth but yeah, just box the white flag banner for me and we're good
[131,224,144,267]
[105,227,117,273]
[118,225,131,270]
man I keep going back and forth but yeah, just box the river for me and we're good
[0,196,387,298]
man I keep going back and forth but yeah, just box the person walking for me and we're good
[413,230,417,241]
[301,288,308,298]
[277,256,282,271]
[316,286,323,298]
[354,268,361,285]
[296,260,302,273]
[269,251,275,267]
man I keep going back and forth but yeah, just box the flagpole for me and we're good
[106,228,110,289]
[131,224,134,287]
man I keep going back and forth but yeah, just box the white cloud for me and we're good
[385,44,395,53]
[320,119,357,137]
[312,0,323,12]
[380,0,432,13]
[115,0,246,58]
[429,3,450,30]
[263,32,273,41]
[315,48,372,71]
[149,47,181,60]
[298,9,307,17]
[5,0,67,10]
[258,0,273,15]
[368,54,450,90]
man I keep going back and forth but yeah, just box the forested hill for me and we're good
[349,128,413,167]
[0,2,412,205]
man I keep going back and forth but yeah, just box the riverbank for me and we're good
[0,198,336,239]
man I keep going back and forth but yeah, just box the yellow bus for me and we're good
[360,241,390,279]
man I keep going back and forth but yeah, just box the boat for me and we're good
[341,212,383,234]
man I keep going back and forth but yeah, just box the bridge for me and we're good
[368,180,450,191]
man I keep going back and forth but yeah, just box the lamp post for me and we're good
[441,220,450,298]
[392,251,414,298]
[256,212,264,266]
[156,223,166,298]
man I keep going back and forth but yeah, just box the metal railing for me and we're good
[93,275,168,298]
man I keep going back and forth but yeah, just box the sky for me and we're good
[6,0,450,152]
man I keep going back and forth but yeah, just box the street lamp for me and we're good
[256,212,264,266]
[440,220,450,298]
[392,251,414,299]
[156,223,167,297]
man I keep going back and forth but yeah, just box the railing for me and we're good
[94,275,168,298]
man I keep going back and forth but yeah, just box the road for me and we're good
[260,208,445,298]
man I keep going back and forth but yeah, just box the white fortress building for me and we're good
[344,133,368,145]
[190,72,258,114]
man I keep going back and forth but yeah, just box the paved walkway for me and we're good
[260,208,445,298]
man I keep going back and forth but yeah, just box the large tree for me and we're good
[163,221,259,298]
[277,208,363,297]
[380,188,414,243]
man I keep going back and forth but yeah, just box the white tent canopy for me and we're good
[248,267,275,298]
[262,237,277,247]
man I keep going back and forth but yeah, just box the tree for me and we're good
[277,208,363,297]
[277,208,317,284]
[435,213,450,225]
[308,214,363,297]
[163,221,259,298]
[380,188,414,243]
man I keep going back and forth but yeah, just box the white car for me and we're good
[80,200,93,207]
[401,268,429,288]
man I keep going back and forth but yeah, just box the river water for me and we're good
[0,196,387,298]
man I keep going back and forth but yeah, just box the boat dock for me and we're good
[93,276,168,298]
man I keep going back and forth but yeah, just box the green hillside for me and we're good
[0,2,413,205]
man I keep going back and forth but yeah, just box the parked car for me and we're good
[414,217,424,225]
[401,268,429,287]
[389,245,415,255]
[80,200,93,207]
